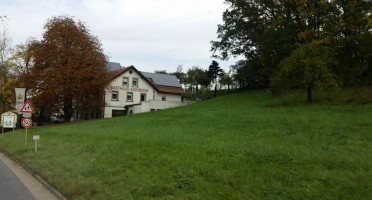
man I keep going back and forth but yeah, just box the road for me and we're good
[0,153,58,200]
[0,157,36,200]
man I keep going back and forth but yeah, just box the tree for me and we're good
[219,72,233,92]
[17,16,109,122]
[212,0,372,89]
[186,66,210,95]
[327,0,372,85]
[198,70,212,90]
[207,60,224,97]
[0,15,13,112]
[232,61,250,89]
[171,65,186,85]
[0,16,10,75]
[154,70,167,74]
[9,38,36,76]
[230,59,267,90]
[273,43,339,103]
[211,0,301,86]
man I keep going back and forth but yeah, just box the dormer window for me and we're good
[123,77,128,86]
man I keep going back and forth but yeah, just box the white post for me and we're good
[25,128,27,147]
[35,140,37,153]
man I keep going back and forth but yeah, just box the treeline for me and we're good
[210,0,371,102]
[0,16,13,113]
[157,60,238,100]
[0,16,108,121]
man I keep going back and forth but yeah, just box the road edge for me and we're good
[0,149,67,200]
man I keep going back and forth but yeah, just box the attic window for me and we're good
[133,78,138,87]
[129,70,133,74]
[123,77,128,86]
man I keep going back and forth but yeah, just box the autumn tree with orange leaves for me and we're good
[17,16,109,122]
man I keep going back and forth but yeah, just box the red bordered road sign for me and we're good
[21,117,33,128]
[20,100,35,113]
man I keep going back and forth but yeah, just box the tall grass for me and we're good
[0,90,371,200]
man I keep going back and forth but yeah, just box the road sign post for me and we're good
[20,100,35,114]
[33,135,40,153]
[20,100,34,146]
[21,117,32,147]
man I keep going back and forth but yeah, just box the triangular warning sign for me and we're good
[20,100,35,113]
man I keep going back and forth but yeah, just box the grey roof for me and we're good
[106,62,122,71]
[141,72,182,87]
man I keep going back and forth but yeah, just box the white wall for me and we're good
[104,68,187,118]
[132,100,194,114]
[105,70,155,104]
[104,69,156,118]
[156,92,182,102]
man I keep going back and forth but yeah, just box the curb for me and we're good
[0,149,67,200]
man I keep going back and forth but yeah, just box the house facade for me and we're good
[104,64,191,118]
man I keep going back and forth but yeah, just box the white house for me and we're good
[104,63,192,118]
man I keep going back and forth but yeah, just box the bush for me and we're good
[347,86,372,104]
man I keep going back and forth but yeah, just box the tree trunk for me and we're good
[214,85,217,97]
[38,108,44,126]
[63,98,73,122]
[307,87,312,103]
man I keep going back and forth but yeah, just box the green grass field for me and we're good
[0,90,371,200]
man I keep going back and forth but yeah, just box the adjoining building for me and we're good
[104,62,192,118]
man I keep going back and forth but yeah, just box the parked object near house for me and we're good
[50,113,64,123]
[104,63,194,118]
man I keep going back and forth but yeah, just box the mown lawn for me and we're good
[0,90,371,200]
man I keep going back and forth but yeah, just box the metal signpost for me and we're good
[20,100,35,147]
[21,117,33,147]
[33,135,40,153]
[14,91,41,152]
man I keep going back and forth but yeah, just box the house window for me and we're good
[141,93,146,102]
[162,96,166,101]
[133,78,138,87]
[123,77,128,86]
[112,110,126,117]
[111,91,119,101]
[127,92,133,102]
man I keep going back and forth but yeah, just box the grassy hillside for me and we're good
[0,90,371,200]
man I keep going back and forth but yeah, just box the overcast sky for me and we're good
[1,0,238,73]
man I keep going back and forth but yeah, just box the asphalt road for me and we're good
[0,159,36,200]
